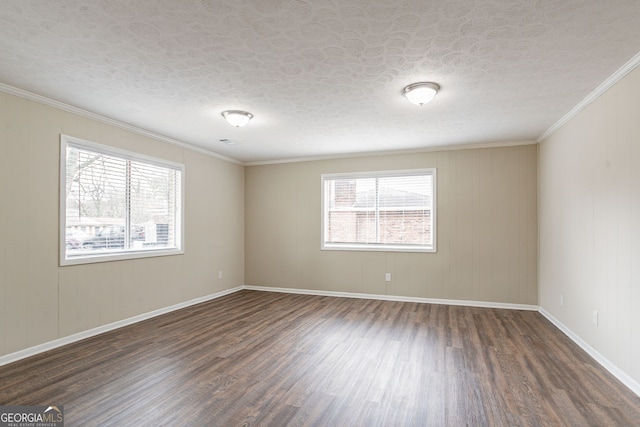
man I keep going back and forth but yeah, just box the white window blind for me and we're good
[322,169,436,252]
[60,135,184,265]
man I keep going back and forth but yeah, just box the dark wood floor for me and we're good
[1,290,639,426]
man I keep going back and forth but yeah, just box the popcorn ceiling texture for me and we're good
[1,1,639,162]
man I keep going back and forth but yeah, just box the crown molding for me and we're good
[0,82,243,165]
[537,50,640,142]
[244,139,537,166]
[11,47,639,166]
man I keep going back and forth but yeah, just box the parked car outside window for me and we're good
[81,225,146,250]
[65,229,88,249]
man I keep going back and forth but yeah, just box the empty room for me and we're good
[1,1,640,426]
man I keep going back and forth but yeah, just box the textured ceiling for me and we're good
[1,1,640,163]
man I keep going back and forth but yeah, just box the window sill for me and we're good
[60,248,184,266]
[321,243,436,253]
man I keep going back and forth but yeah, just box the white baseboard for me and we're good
[538,307,640,397]
[246,285,639,398]
[0,284,536,368]
[0,286,244,368]
[3,283,638,399]
[243,284,539,311]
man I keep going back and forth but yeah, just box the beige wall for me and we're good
[0,92,244,357]
[539,66,640,385]
[245,145,538,304]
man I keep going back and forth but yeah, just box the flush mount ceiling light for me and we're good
[221,110,253,127]
[402,82,440,106]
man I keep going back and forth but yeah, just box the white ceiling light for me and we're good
[402,82,440,106]
[221,110,253,127]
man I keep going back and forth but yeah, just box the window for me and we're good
[322,169,436,252]
[60,135,184,265]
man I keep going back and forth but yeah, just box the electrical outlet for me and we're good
[385,273,391,282]
[592,310,598,326]
[218,270,223,279]
[560,294,564,306]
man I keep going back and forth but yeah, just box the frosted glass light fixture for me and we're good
[402,82,440,106]
[221,110,253,127]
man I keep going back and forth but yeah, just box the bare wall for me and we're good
[0,92,244,357]
[539,65,640,385]
[245,145,538,304]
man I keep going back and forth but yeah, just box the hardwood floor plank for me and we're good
[1,290,639,426]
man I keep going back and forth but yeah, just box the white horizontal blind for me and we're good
[61,136,183,264]
[323,169,435,251]
[128,160,180,248]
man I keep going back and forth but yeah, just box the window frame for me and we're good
[59,135,185,266]
[321,168,437,253]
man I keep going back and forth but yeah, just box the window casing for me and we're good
[322,169,436,252]
[60,135,184,265]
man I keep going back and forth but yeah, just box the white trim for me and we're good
[537,51,640,142]
[3,283,637,399]
[0,82,242,165]
[320,244,436,253]
[247,285,639,397]
[538,307,640,397]
[60,135,186,266]
[246,140,537,166]
[64,135,185,170]
[0,286,243,368]
[321,168,437,253]
[0,81,537,166]
[243,285,538,311]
